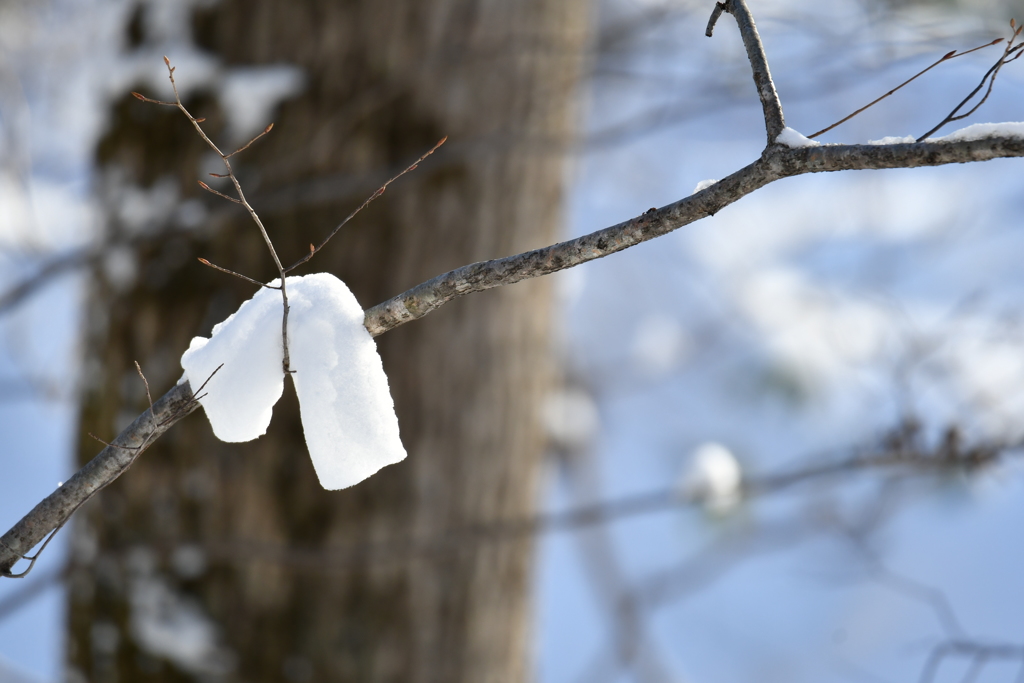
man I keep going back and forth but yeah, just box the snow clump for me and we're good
[681,442,742,513]
[928,122,1024,142]
[775,127,820,148]
[867,135,916,145]
[181,273,406,490]
[692,179,718,194]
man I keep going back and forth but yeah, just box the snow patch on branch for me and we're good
[929,122,1024,142]
[692,179,718,194]
[775,127,820,148]
[181,273,407,490]
[867,135,916,145]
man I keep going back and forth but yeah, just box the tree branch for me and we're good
[363,135,1024,335]
[0,380,199,576]
[3,133,1020,577]
[712,0,787,143]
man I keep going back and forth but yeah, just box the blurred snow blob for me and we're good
[681,442,743,513]
[630,314,689,376]
[543,387,600,450]
[180,273,406,490]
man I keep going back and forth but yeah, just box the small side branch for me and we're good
[918,23,1023,140]
[705,2,726,37]
[284,137,446,274]
[708,0,786,144]
[809,39,1004,139]
[138,59,294,374]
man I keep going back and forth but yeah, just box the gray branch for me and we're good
[715,0,787,143]
[363,136,1024,335]
[1,380,199,575]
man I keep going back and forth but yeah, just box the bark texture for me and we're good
[67,1,588,681]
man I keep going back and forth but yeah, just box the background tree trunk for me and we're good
[67,1,588,681]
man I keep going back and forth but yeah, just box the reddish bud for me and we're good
[264,123,274,134]
[309,244,315,254]
[195,117,206,123]
[131,91,146,100]
[942,50,957,60]
[163,55,170,66]
[1011,18,1016,29]
[198,181,211,190]
[438,136,448,145]
[198,258,211,265]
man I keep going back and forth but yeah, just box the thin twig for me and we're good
[226,123,274,158]
[134,361,153,410]
[705,2,727,38]
[918,26,1023,140]
[197,258,282,289]
[809,39,1004,139]
[197,180,242,204]
[87,432,140,451]
[144,57,294,374]
[284,136,447,273]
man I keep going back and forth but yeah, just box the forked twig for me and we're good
[918,22,1023,140]
[809,38,1005,139]
[284,136,447,273]
[136,58,294,374]
[197,258,283,290]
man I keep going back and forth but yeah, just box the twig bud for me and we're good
[309,244,315,255]
[195,117,206,123]
[131,91,146,100]
[264,123,274,134]
[942,50,957,60]
[163,55,170,66]
[198,258,211,265]
[198,181,211,190]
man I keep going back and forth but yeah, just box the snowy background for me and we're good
[1,0,1023,681]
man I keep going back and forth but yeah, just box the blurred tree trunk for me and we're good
[67,1,588,681]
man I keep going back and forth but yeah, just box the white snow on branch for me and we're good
[867,135,916,145]
[775,127,820,148]
[181,273,407,490]
[692,179,718,194]
[929,121,1024,143]
[680,442,742,513]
